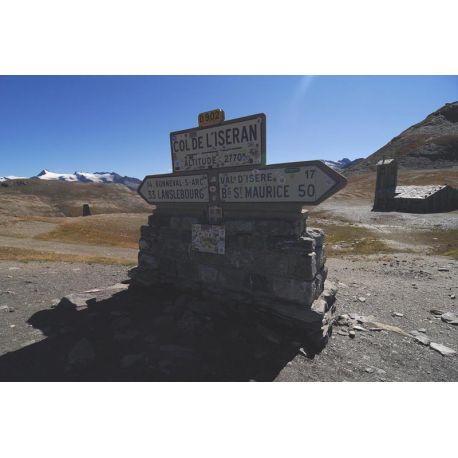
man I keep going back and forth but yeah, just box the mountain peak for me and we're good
[322,157,362,171]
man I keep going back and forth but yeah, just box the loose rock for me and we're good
[298,347,308,357]
[363,320,411,337]
[429,342,456,356]
[411,332,431,346]
[357,315,377,324]
[441,312,458,325]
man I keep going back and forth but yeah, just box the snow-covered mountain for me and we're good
[322,157,363,171]
[35,170,141,190]
[0,175,27,182]
[1,170,141,190]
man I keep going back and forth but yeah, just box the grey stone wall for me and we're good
[129,210,336,350]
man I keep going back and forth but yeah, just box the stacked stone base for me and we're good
[129,210,337,351]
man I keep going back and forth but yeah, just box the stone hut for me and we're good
[372,158,458,213]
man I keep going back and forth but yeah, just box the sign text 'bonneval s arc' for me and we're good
[218,161,346,205]
[138,174,209,203]
[170,114,266,172]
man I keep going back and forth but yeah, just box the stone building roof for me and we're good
[394,185,446,200]
[376,158,396,166]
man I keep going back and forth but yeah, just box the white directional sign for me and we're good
[170,113,266,172]
[138,174,209,204]
[218,161,346,205]
[138,161,346,206]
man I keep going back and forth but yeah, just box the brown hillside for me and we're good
[347,101,458,174]
[0,179,151,217]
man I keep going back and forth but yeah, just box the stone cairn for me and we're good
[129,206,337,352]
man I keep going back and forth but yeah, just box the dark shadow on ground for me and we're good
[0,284,316,381]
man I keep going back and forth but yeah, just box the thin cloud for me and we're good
[288,75,315,115]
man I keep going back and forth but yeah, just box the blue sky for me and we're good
[0,76,456,178]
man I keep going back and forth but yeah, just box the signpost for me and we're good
[134,110,347,346]
[139,111,347,254]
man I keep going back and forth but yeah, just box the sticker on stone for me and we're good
[192,224,225,255]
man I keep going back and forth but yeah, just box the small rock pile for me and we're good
[333,311,457,357]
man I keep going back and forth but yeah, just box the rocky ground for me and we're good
[0,252,456,382]
[278,254,457,381]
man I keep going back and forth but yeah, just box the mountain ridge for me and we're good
[1,170,142,190]
[346,101,458,174]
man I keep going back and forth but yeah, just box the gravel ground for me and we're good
[0,253,456,381]
[0,262,128,356]
[315,202,458,231]
[277,254,457,381]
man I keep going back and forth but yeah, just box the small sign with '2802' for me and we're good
[198,109,225,128]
